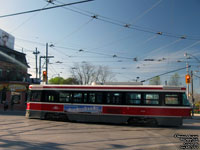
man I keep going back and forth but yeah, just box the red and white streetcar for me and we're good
[26,84,192,126]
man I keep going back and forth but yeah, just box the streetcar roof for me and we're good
[29,84,186,92]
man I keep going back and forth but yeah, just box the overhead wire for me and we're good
[54,0,200,41]
[0,0,94,18]
[54,18,94,45]
[130,0,163,24]
[10,3,50,33]
[7,0,200,78]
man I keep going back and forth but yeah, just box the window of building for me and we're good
[144,93,159,105]
[126,93,141,104]
[10,54,15,59]
[165,94,179,105]
[0,69,2,78]
[11,92,21,104]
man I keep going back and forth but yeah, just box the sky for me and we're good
[0,0,200,90]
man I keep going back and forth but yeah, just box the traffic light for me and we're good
[43,71,47,82]
[185,74,190,84]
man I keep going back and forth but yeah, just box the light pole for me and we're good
[184,52,200,117]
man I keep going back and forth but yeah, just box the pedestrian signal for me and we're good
[185,74,190,84]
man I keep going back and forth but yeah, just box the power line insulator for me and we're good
[91,15,98,19]
[181,36,186,39]
[124,24,131,28]
[157,32,162,35]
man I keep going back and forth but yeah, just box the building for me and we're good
[0,44,29,110]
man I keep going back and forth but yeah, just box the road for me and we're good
[0,111,199,150]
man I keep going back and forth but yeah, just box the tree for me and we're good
[168,73,182,86]
[49,77,65,84]
[49,77,78,84]
[63,78,79,84]
[70,62,114,85]
[95,66,113,84]
[149,76,161,85]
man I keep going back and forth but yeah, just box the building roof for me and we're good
[0,45,29,68]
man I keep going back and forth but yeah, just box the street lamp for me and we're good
[184,52,200,63]
[184,52,200,117]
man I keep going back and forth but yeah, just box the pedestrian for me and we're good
[4,101,8,111]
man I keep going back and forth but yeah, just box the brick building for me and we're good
[0,45,29,110]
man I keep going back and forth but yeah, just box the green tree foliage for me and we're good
[168,73,182,86]
[49,77,78,84]
[149,76,161,85]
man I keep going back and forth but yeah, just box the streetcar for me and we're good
[26,84,192,126]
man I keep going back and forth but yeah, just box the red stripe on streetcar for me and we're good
[102,106,191,117]
[27,103,64,112]
[27,103,191,117]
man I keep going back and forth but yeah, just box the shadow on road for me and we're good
[0,110,25,116]
[0,138,64,150]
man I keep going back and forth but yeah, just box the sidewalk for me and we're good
[193,113,200,120]
[0,110,26,116]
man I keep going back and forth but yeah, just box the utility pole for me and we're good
[33,48,40,80]
[39,56,45,81]
[191,70,194,117]
[46,43,48,84]
[186,62,190,99]
[43,43,54,84]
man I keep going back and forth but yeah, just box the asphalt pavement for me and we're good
[0,110,200,120]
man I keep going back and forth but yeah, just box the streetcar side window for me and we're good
[73,92,83,103]
[83,93,87,103]
[59,92,72,103]
[126,93,141,105]
[48,95,55,102]
[30,91,41,102]
[88,93,95,103]
[88,92,103,104]
[44,91,58,102]
[182,93,190,106]
[144,93,159,105]
[106,92,122,105]
[165,94,179,105]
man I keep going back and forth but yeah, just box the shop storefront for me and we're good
[0,82,28,111]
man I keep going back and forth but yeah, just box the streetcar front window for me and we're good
[182,93,191,106]
[30,91,41,102]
